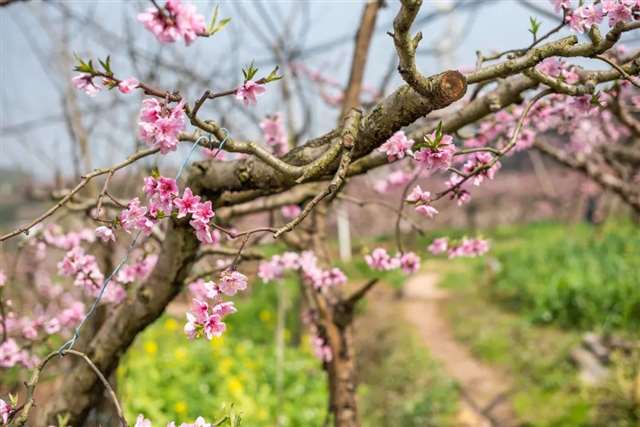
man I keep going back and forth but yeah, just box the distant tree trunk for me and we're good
[324,315,359,427]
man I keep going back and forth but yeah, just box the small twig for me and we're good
[13,349,127,427]
[593,54,640,89]
[344,278,379,307]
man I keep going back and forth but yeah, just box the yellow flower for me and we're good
[257,408,268,421]
[227,377,244,396]
[143,341,158,355]
[164,318,179,331]
[259,309,272,323]
[174,346,188,361]
[174,401,187,415]
[218,357,233,375]
[210,335,225,352]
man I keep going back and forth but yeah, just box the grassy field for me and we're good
[440,220,640,426]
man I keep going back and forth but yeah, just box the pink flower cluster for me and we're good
[413,132,456,171]
[236,80,266,106]
[138,99,186,154]
[135,414,213,427]
[428,237,490,258]
[463,153,501,186]
[258,251,348,289]
[137,0,207,45]
[378,131,414,162]
[0,398,13,424]
[406,185,438,219]
[260,113,288,155]
[364,248,421,274]
[373,169,414,194]
[71,74,101,97]
[281,204,302,219]
[116,254,158,284]
[184,269,246,340]
[43,225,95,250]
[560,0,637,33]
[95,226,115,243]
[442,174,470,206]
[57,246,125,303]
[72,74,139,97]
[119,176,219,245]
[312,335,333,362]
[0,338,36,369]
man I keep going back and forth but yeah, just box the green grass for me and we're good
[487,221,640,331]
[439,220,640,426]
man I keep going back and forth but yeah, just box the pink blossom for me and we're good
[184,298,235,340]
[448,238,490,258]
[565,11,586,32]
[138,99,186,154]
[118,77,139,94]
[550,0,570,13]
[320,268,347,288]
[137,0,207,45]
[135,414,152,427]
[536,58,563,77]
[406,185,431,203]
[0,398,12,424]
[428,237,449,255]
[579,4,604,28]
[189,219,219,245]
[192,200,215,223]
[59,302,85,327]
[463,152,501,186]
[364,248,400,271]
[446,174,471,206]
[72,74,101,96]
[95,226,115,243]
[258,260,284,283]
[260,113,288,155]
[0,270,5,287]
[174,187,201,218]
[378,131,414,162]
[44,318,61,335]
[218,269,248,296]
[57,247,104,292]
[602,0,633,26]
[119,198,155,235]
[399,252,421,274]
[415,204,439,219]
[236,80,266,106]
[0,338,31,368]
[413,133,455,170]
[281,204,301,219]
[312,336,333,362]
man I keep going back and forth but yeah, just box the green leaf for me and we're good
[242,61,258,82]
[528,17,541,40]
[264,65,282,83]
[98,55,113,77]
[207,5,231,36]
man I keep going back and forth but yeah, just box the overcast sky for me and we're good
[0,0,632,180]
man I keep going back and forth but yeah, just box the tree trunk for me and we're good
[325,318,359,427]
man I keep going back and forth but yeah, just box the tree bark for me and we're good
[325,316,359,427]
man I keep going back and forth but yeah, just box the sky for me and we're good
[0,0,628,180]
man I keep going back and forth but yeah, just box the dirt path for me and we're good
[402,272,517,427]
